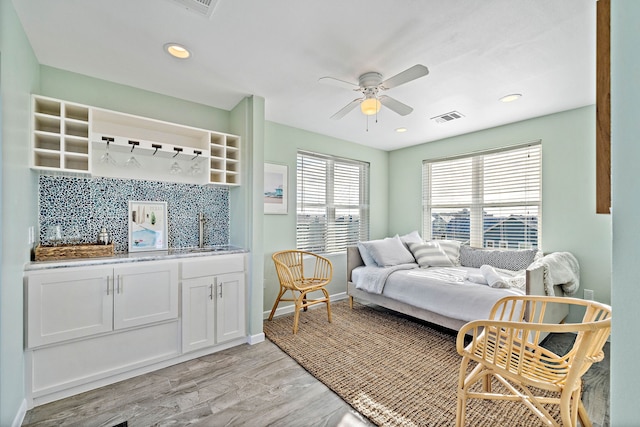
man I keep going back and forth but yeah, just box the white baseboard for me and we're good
[12,399,27,427]
[247,333,265,345]
[263,292,347,319]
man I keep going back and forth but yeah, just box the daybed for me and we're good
[347,234,578,335]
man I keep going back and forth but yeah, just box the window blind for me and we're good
[297,151,370,253]
[423,142,541,249]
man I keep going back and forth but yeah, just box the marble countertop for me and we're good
[25,245,248,271]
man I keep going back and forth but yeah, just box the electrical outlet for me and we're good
[584,289,594,300]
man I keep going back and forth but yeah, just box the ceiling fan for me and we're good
[319,64,429,120]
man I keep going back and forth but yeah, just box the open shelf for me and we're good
[32,95,241,185]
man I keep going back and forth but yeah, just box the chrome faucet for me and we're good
[198,213,205,248]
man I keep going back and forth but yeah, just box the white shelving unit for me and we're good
[32,96,91,173]
[31,95,241,186]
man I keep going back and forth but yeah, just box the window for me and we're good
[297,151,369,253]
[422,142,541,249]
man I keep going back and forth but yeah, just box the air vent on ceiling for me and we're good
[170,0,219,18]
[431,110,465,124]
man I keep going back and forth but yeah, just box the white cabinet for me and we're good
[180,254,246,353]
[26,260,179,348]
[31,95,241,186]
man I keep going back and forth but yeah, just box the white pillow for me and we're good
[399,230,422,248]
[407,241,454,268]
[357,242,378,267]
[361,236,415,267]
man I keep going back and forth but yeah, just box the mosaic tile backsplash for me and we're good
[39,176,230,253]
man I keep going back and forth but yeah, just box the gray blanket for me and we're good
[528,252,580,296]
[354,263,417,294]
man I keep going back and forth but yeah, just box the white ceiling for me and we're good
[12,0,596,151]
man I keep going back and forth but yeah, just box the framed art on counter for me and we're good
[128,201,168,252]
[264,163,288,214]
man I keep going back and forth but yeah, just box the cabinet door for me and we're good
[215,272,246,343]
[113,261,179,330]
[26,266,113,348]
[181,277,216,353]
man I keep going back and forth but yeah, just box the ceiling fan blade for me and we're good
[319,76,360,90]
[330,98,362,120]
[379,95,413,116]
[380,64,429,90]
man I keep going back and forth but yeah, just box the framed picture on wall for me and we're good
[128,201,168,252]
[264,163,288,214]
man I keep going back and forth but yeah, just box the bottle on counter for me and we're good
[98,227,111,245]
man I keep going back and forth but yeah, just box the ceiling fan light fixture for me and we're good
[360,97,381,116]
[164,43,191,59]
[499,93,522,103]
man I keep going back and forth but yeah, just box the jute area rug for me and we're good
[263,300,562,427]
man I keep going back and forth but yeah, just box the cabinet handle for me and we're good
[217,278,222,298]
[107,276,111,295]
[117,275,122,294]
[209,284,213,300]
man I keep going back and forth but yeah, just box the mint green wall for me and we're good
[388,106,611,322]
[611,2,639,424]
[40,65,230,133]
[0,0,40,424]
[262,122,389,314]
[230,96,265,339]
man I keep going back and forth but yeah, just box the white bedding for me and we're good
[352,265,524,323]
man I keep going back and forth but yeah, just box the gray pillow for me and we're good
[436,240,461,266]
[361,236,415,267]
[399,230,422,248]
[459,246,537,271]
[357,242,378,267]
[408,241,453,268]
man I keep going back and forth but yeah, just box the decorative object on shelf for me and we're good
[34,243,115,261]
[128,201,168,252]
[264,163,288,215]
[67,225,81,244]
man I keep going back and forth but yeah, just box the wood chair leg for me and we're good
[268,287,287,321]
[578,399,592,427]
[349,295,354,309]
[292,296,302,334]
[322,288,332,323]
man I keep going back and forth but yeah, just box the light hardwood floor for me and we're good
[22,332,609,427]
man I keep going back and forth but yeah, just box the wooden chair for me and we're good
[456,295,611,427]
[268,250,333,334]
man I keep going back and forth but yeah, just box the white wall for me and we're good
[388,106,611,322]
[610,1,640,424]
[0,0,40,424]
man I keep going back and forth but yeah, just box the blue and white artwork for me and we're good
[129,201,167,251]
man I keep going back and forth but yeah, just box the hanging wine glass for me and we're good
[188,151,202,176]
[125,140,142,168]
[169,161,183,174]
[99,138,117,166]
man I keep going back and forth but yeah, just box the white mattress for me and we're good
[352,266,524,323]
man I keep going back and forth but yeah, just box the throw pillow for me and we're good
[408,241,454,268]
[436,240,461,266]
[460,246,537,271]
[357,242,378,267]
[361,236,415,267]
[399,230,422,248]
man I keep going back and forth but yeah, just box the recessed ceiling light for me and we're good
[499,94,522,103]
[164,43,191,59]
[395,127,408,133]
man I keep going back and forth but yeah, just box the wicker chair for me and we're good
[268,250,333,334]
[455,295,611,427]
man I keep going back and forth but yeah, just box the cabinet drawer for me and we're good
[181,254,245,279]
